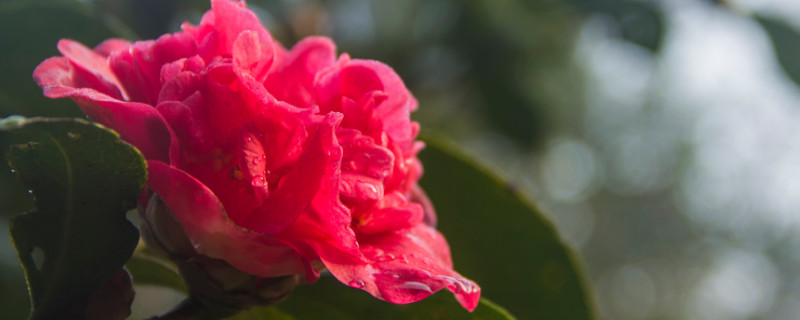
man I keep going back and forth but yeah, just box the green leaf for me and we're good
[125,249,187,294]
[0,0,131,217]
[756,15,800,88]
[231,276,514,320]
[416,137,595,320]
[2,116,146,319]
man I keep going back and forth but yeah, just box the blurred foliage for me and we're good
[757,15,800,88]
[2,117,145,319]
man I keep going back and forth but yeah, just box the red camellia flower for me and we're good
[33,0,479,311]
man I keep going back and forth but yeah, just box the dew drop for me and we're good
[251,176,266,187]
[376,253,396,262]
[349,280,365,289]
[402,281,432,293]
[32,247,45,271]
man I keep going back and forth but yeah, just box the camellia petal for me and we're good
[323,225,480,311]
[147,160,308,278]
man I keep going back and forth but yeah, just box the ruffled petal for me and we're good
[244,113,341,235]
[315,59,418,151]
[353,191,423,235]
[109,33,197,104]
[56,39,127,100]
[264,36,337,109]
[324,225,480,311]
[33,58,175,163]
[93,38,131,57]
[147,160,307,278]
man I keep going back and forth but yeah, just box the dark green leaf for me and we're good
[231,276,514,320]
[125,250,188,294]
[2,117,146,319]
[0,0,130,216]
[756,15,800,88]
[417,137,595,320]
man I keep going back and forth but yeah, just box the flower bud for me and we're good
[140,194,300,313]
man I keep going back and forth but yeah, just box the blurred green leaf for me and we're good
[582,1,665,53]
[417,137,595,320]
[0,1,123,118]
[756,15,800,88]
[2,117,146,319]
[231,276,514,320]
[125,250,188,294]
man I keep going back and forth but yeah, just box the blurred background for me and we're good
[3,0,800,319]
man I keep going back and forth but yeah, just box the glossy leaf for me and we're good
[125,249,188,294]
[417,137,595,320]
[3,117,146,319]
[757,15,800,88]
[231,276,514,320]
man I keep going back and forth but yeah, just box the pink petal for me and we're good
[236,130,269,203]
[54,39,127,100]
[323,225,481,311]
[93,38,131,57]
[146,160,308,278]
[159,56,205,86]
[338,128,394,180]
[205,0,275,81]
[315,59,418,152]
[264,36,337,109]
[353,191,423,235]
[108,33,197,104]
[339,172,384,202]
[243,113,342,235]
[33,58,175,163]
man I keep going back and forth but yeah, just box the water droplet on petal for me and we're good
[251,176,265,187]
[376,253,396,262]
[414,270,432,279]
[349,280,365,289]
[402,281,432,293]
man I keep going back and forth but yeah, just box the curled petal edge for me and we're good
[322,225,481,311]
